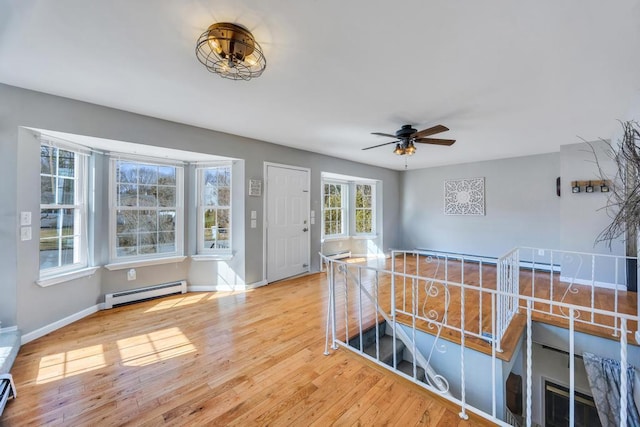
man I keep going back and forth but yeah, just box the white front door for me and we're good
[266,164,310,282]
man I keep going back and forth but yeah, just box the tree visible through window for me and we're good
[40,145,87,273]
[355,184,374,234]
[323,183,345,236]
[113,160,182,259]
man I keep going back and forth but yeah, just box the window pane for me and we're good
[57,150,75,177]
[138,185,158,207]
[41,146,54,175]
[159,210,176,231]
[40,208,60,269]
[158,232,175,253]
[158,186,176,207]
[61,208,75,235]
[217,209,230,228]
[138,165,158,185]
[204,185,217,206]
[204,209,217,228]
[118,184,138,206]
[60,237,75,265]
[117,210,138,234]
[41,176,55,204]
[40,209,60,236]
[58,178,75,205]
[118,162,137,183]
[117,234,137,256]
[218,187,230,206]
[140,232,157,246]
[158,166,176,185]
[138,210,157,232]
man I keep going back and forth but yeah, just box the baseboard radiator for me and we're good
[104,280,187,309]
[327,251,351,260]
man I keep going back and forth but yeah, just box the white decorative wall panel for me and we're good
[444,177,485,215]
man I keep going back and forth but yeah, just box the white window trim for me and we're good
[37,266,100,287]
[104,256,187,271]
[196,163,233,255]
[322,180,348,239]
[39,144,90,279]
[108,157,185,264]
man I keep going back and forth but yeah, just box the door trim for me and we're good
[263,162,311,283]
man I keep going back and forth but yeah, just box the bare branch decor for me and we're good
[592,120,640,247]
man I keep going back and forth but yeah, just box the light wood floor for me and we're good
[3,273,490,426]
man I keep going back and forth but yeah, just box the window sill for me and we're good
[351,234,379,240]
[191,254,234,262]
[321,236,350,242]
[37,267,100,287]
[104,256,187,271]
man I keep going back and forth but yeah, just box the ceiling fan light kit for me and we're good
[364,124,456,156]
[195,22,266,81]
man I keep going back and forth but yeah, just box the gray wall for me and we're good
[401,153,561,257]
[0,83,402,334]
[560,141,625,256]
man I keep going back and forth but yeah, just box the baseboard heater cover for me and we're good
[104,280,187,309]
[327,251,351,260]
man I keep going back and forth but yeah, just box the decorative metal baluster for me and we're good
[375,271,380,360]
[526,300,532,427]
[358,268,363,352]
[491,292,496,418]
[331,262,338,350]
[458,283,468,420]
[550,250,554,314]
[324,260,333,355]
[344,264,349,344]
[479,260,483,336]
[621,317,628,427]
[591,255,596,324]
[569,308,575,427]
[614,258,619,336]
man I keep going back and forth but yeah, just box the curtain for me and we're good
[582,352,640,427]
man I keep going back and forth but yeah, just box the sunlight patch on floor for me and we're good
[116,327,196,367]
[36,344,106,384]
[143,293,207,312]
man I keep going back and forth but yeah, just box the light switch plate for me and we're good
[310,217,315,225]
[251,219,257,228]
[20,211,31,226]
[251,210,257,219]
[20,226,32,241]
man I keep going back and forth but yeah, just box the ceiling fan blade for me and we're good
[371,132,398,138]
[413,124,449,138]
[362,140,400,150]
[414,138,456,146]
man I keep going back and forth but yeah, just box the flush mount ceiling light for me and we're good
[195,22,266,81]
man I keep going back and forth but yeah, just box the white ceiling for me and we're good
[2,1,640,171]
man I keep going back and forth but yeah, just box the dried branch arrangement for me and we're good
[594,120,640,246]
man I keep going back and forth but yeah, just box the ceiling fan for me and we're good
[363,124,455,156]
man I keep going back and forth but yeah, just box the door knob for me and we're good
[302,227,309,232]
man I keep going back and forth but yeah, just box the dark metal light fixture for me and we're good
[393,144,405,155]
[585,181,594,193]
[600,183,609,192]
[405,141,416,156]
[196,22,266,81]
[571,181,581,193]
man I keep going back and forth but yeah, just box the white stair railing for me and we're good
[321,250,639,427]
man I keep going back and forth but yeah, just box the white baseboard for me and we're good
[21,304,101,345]
[188,280,268,292]
[559,276,626,291]
[0,326,18,334]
